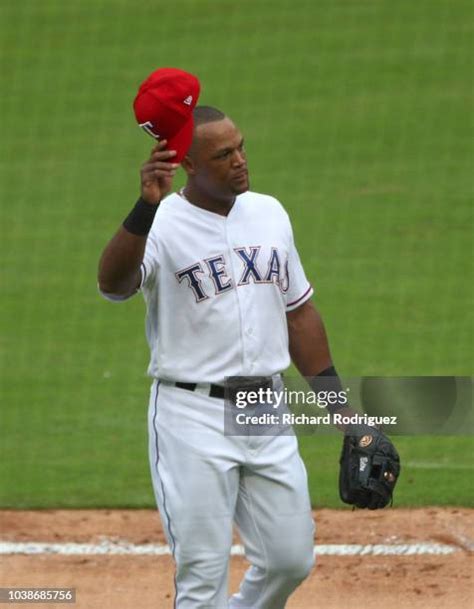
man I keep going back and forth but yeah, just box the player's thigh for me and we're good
[148,382,241,537]
[252,433,312,513]
[235,435,314,558]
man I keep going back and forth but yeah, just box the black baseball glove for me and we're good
[339,425,401,509]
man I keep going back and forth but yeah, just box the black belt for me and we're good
[175,381,225,399]
[174,376,275,400]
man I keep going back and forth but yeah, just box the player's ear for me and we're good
[181,154,195,175]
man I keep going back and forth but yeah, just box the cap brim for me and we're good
[166,115,194,163]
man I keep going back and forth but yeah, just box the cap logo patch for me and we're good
[183,95,193,106]
[139,121,160,139]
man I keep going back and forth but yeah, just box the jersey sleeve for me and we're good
[139,228,160,291]
[285,229,314,312]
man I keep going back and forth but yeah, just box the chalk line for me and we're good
[0,541,459,557]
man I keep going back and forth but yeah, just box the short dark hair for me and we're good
[193,105,226,127]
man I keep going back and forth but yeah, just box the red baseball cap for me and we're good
[133,67,201,162]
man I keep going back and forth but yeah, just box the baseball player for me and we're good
[98,69,398,608]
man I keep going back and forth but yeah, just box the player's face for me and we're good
[188,118,249,198]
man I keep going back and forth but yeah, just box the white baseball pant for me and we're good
[148,380,315,608]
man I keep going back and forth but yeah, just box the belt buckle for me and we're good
[225,376,273,405]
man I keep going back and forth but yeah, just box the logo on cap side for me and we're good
[139,121,160,139]
[183,95,193,106]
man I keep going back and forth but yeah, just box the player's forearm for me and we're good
[98,195,162,297]
[287,300,359,430]
[287,300,333,376]
[98,227,146,297]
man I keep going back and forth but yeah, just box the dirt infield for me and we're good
[1,508,472,608]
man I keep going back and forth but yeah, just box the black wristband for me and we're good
[123,197,159,236]
[309,366,347,413]
[315,365,338,378]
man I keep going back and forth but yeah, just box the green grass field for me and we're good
[0,0,472,509]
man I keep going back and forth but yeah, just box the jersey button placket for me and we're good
[242,296,260,374]
[224,215,252,375]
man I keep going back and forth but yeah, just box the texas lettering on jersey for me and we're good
[133,190,313,382]
[175,247,289,303]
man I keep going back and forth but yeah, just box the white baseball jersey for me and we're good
[139,190,313,383]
